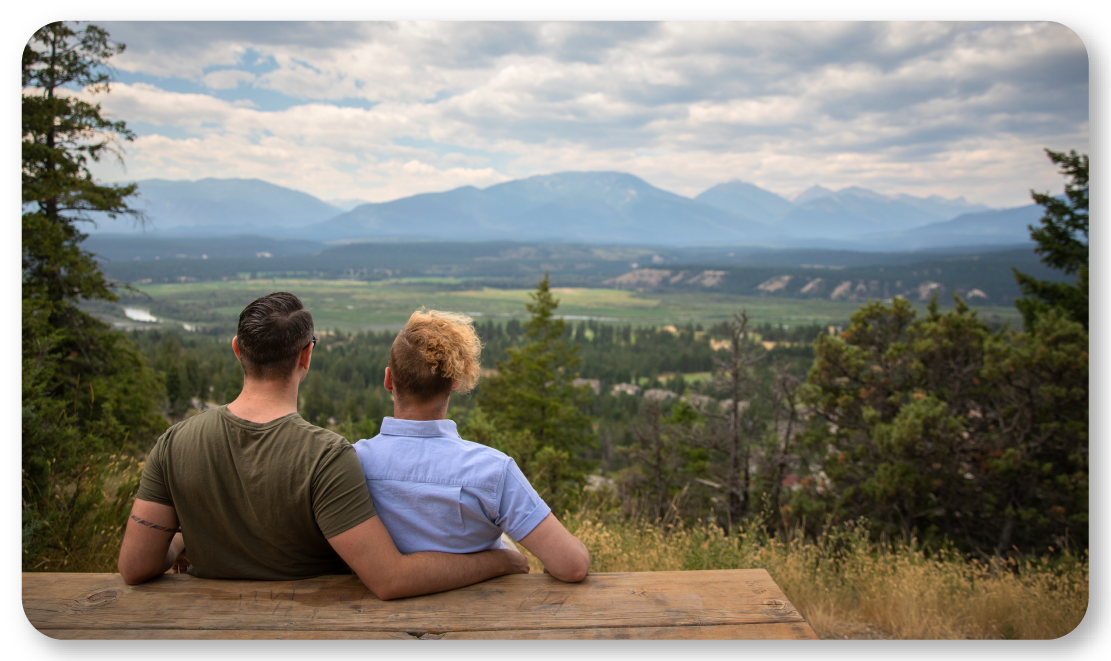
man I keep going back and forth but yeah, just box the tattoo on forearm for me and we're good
[130,515,178,533]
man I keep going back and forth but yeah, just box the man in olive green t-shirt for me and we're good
[118,292,529,599]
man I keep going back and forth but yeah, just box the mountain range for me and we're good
[86,172,1040,250]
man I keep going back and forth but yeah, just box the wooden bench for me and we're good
[23,569,818,640]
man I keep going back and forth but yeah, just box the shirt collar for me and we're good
[379,417,461,439]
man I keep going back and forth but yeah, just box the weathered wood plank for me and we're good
[434,623,819,640]
[24,569,809,637]
[41,629,419,640]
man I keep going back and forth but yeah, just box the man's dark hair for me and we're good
[236,292,314,381]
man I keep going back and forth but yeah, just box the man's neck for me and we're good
[227,377,300,424]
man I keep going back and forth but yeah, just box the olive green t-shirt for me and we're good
[135,406,376,580]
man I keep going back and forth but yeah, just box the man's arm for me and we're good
[118,498,183,584]
[327,515,530,601]
[517,513,591,583]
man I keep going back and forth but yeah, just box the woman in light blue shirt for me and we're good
[352,309,591,582]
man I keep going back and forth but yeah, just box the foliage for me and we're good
[614,399,703,522]
[22,22,165,570]
[468,273,597,513]
[796,295,1087,556]
[1014,149,1089,330]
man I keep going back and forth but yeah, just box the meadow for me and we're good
[111,277,1024,334]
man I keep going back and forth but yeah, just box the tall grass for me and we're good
[521,504,1088,640]
[22,455,142,573]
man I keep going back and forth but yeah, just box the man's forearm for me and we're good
[373,549,515,600]
[328,515,529,600]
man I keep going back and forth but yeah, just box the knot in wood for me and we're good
[76,589,121,608]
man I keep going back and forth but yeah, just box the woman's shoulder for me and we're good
[354,432,512,486]
[453,435,510,457]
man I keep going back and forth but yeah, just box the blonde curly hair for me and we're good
[388,308,483,402]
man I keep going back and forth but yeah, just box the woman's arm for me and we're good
[517,513,590,582]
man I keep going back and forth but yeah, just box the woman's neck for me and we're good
[392,394,451,421]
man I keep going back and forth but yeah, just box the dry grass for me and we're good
[24,456,143,573]
[523,508,1088,640]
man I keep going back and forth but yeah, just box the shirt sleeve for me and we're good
[135,432,174,507]
[496,458,552,541]
[312,443,378,539]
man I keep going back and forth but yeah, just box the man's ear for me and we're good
[299,341,313,371]
[231,336,241,361]
[383,367,394,392]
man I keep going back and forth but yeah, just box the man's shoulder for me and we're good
[277,414,353,455]
[161,407,223,438]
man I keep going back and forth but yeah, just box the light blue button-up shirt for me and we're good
[352,417,552,555]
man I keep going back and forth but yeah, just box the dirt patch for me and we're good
[605,269,672,288]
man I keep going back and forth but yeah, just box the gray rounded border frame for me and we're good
[8,5,1102,661]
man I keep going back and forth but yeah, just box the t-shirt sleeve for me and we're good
[312,443,378,539]
[496,458,552,541]
[135,432,174,507]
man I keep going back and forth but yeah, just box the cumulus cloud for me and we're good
[88,21,1088,208]
[202,69,256,90]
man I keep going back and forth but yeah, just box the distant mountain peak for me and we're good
[793,185,836,204]
[327,197,371,212]
[695,179,793,224]
[835,186,887,201]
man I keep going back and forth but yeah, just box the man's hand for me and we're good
[498,548,531,575]
[327,515,529,600]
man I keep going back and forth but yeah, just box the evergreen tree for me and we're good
[468,273,597,512]
[1014,149,1089,330]
[22,22,165,570]
[799,296,1087,555]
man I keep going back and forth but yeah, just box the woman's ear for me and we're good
[451,379,461,391]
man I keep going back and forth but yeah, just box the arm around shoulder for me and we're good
[327,515,530,600]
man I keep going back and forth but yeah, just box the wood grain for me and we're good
[23,569,815,640]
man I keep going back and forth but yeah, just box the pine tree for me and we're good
[1014,149,1088,330]
[22,22,165,570]
[468,273,597,512]
[799,295,1087,555]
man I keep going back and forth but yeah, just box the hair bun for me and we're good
[396,309,483,395]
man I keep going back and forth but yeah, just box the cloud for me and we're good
[202,69,256,90]
[85,21,1088,208]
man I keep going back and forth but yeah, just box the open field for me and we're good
[109,278,1024,333]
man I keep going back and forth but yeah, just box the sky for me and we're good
[78,21,1089,208]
